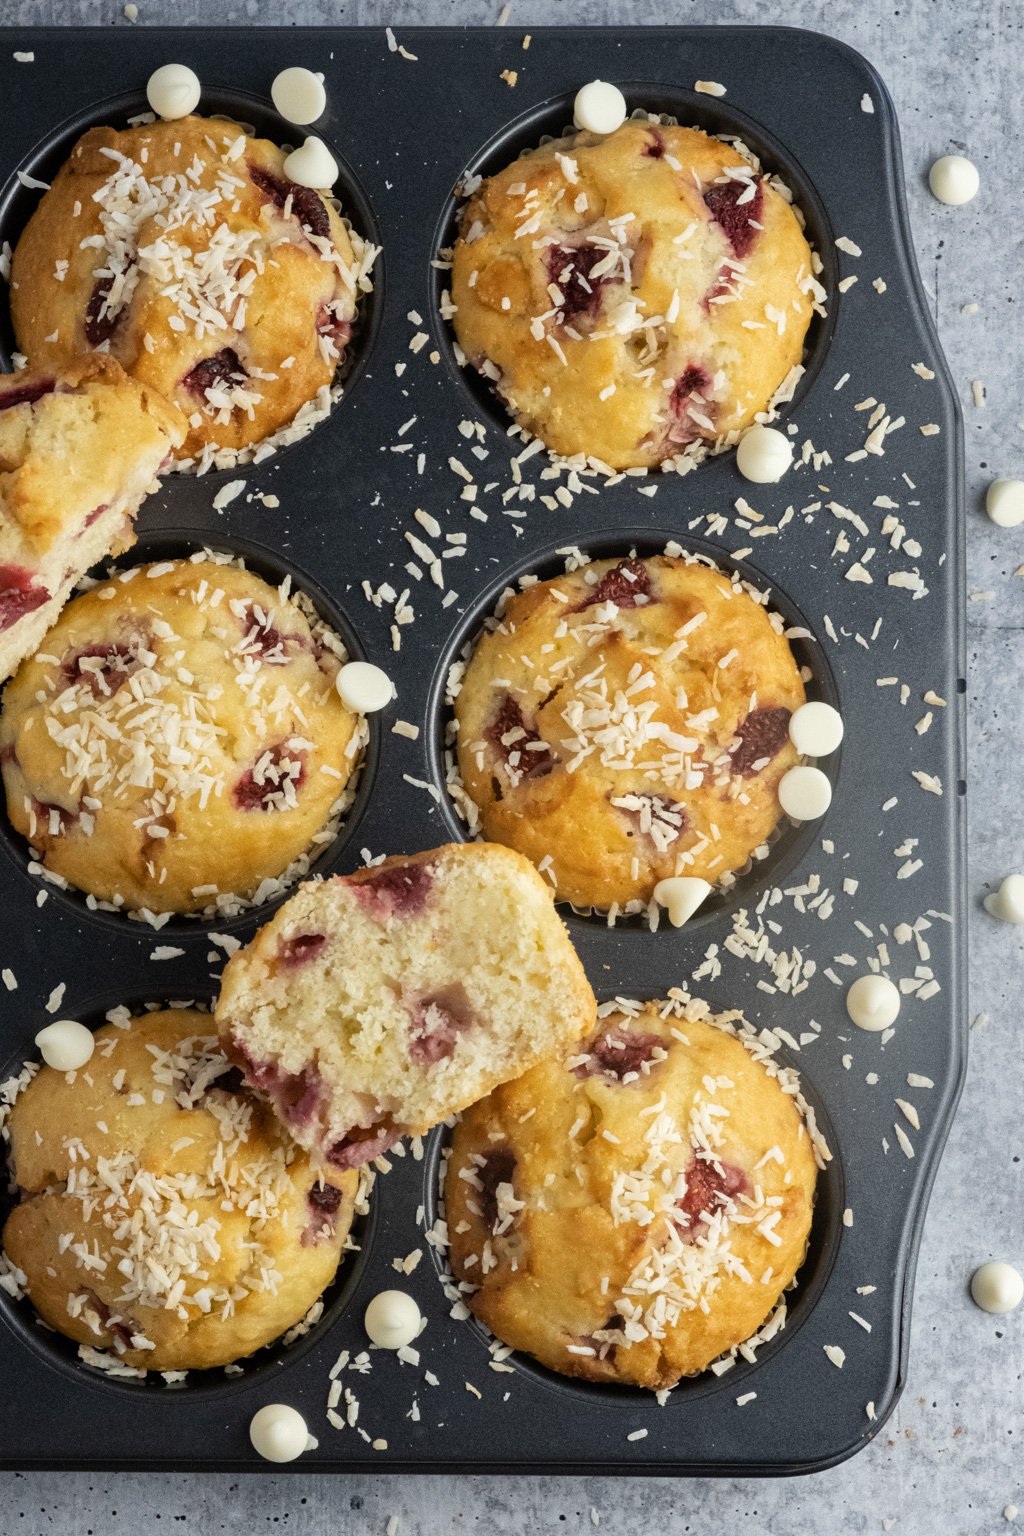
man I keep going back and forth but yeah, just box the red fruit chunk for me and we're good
[80,503,110,533]
[60,643,135,695]
[407,982,473,1067]
[233,744,307,811]
[238,1048,325,1130]
[84,276,124,347]
[31,797,76,834]
[703,178,764,259]
[576,557,653,611]
[350,861,435,919]
[664,363,714,447]
[675,1153,748,1237]
[182,347,247,398]
[729,705,792,776]
[486,694,555,780]
[0,377,56,412]
[278,933,328,968]
[477,1147,516,1229]
[85,1290,135,1350]
[574,1029,663,1081]
[546,241,611,326]
[643,129,665,159]
[303,1181,343,1246]
[248,163,331,240]
[316,303,352,348]
[326,1126,399,1170]
[0,565,49,634]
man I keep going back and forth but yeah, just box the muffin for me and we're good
[0,357,184,683]
[445,997,823,1390]
[450,119,819,469]
[0,558,364,916]
[452,552,806,912]
[2,1008,358,1372]
[11,115,376,467]
[216,842,597,1169]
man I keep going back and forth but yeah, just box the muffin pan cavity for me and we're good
[427,528,843,936]
[0,988,378,1400]
[0,87,383,474]
[429,82,837,452]
[0,531,379,938]
[420,1049,844,1409]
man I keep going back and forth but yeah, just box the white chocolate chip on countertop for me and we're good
[983,873,1024,924]
[970,1262,1023,1315]
[928,154,979,206]
[986,479,1024,528]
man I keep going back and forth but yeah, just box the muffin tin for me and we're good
[0,25,966,1474]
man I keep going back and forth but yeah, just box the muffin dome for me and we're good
[446,997,823,1389]
[2,1008,358,1372]
[11,115,376,468]
[450,120,819,469]
[453,552,806,912]
[0,558,364,916]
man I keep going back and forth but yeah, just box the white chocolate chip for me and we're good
[249,1404,310,1462]
[970,1262,1023,1315]
[846,974,900,1032]
[573,80,627,136]
[789,701,844,758]
[736,425,794,484]
[928,154,979,206]
[35,1020,95,1072]
[983,873,1024,924]
[337,661,394,714]
[271,67,327,125]
[653,876,712,928]
[986,479,1024,529]
[282,136,338,190]
[364,1290,421,1349]
[778,765,832,821]
[146,63,201,121]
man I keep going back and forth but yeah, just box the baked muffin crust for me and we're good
[450,120,820,470]
[11,116,376,468]
[453,552,806,911]
[3,1008,358,1372]
[0,558,364,915]
[446,996,823,1389]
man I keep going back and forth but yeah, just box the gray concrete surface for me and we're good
[0,0,1020,1530]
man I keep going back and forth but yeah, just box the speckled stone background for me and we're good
[0,0,1020,1530]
